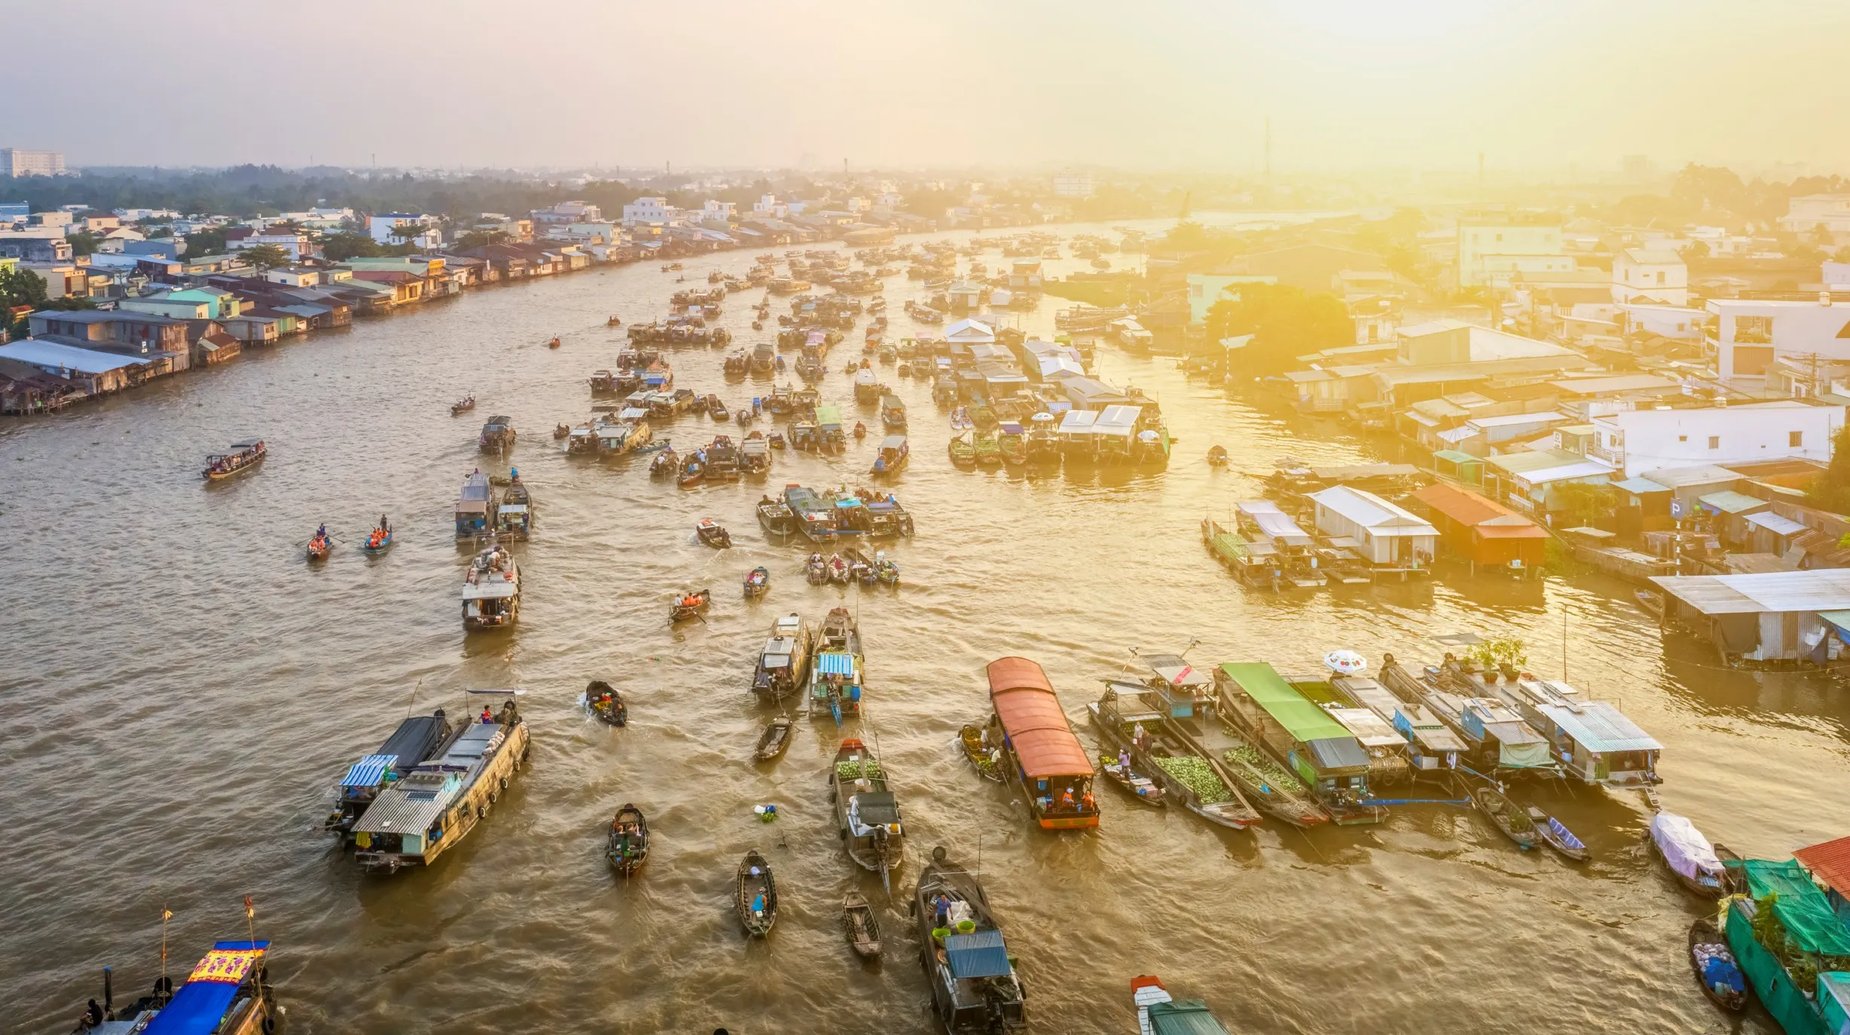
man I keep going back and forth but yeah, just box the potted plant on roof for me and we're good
[1475,637,1529,683]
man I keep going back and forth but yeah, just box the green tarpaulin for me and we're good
[1727,900,1828,1035]
[1742,859,1850,956]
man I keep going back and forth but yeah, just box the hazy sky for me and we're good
[10,0,1849,174]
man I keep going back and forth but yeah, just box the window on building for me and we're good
[1791,430,1804,447]
[1678,434,1687,443]
[1735,315,1773,343]
[1708,435,1720,450]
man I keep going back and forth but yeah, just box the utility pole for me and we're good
[1263,117,1271,182]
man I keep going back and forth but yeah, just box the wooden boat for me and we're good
[831,739,904,884]
[361,520,393,555]
[202,439,266,481]
[586,680,626,727]
[1131,975,1232,1034]
[696,517,732,548]
[842,891,882,960]
[1207,445,1230,468]
[670,588,711,623]
[1098,754,1166,807]
[306,530,331,562]
[61,932,284,1035]
[744,565,770,597]
[827,552,851,584]
[753,716,794,762]
[479,415,517,454]
[552,423,570,440]
[1714,842,1747,894]
[853,420,868,440]
[606,804,648,876]
[711,400,731,423]
[768,432,786,449]
[913,846,1027,1032]
[736,849,777,937]
[650,447,678,478]
[323,707,457,841]
[958,723,1005,783]
[1650,810,1725,897]
[947,433,976,469]
[451,396,475,416]
[1527,806,1589,862]
[678,452,705,488]
[462,539,520,630]
[1473,786,1537,850]
[607,314,622,326]
[546,335,561,349]
[806,553,830,585]
[1689,916,1749,1012]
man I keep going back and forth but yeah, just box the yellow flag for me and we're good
[161,908,173,921]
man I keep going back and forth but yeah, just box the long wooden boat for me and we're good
[1131,975,1233,1035]
[351,692,529,874]
[1090,684,1262,829]
[202,439,266,482]
[753,716,794,762]
[62,934,282,1035]
[1472,785,1537,850]
[1689,916,1748,1012]
[324,707,456,842]
[585,680,626,727]
[988,657,1099,830]
[914,845,1027,1033]
[1214,662,1384,824]
[606,803,648,877]
[752,613,811,700]
[1651,810,1725,897]
[809,607,864,723]
[736,849,777,937]
[958,723,1005,783]
[1097,753,1165,807]
[1527,805,1589,862]
[843,891,882,960]
[831,738,904,886]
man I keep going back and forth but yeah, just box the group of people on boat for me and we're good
[368,515,390,549]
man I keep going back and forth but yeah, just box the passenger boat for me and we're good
[1651,810,1725,897]
[1527,806,1589,862]
[670,588,711,623]
[479,415,516,454]
[696,517,732,548]
[723,350,749,376]
[61,933,282,1035]
[202,439,266,482]
[1689,917,1748,1012]
[870,435,909,478]
[958,723,1005,783]
[591,370,620,396]
[451,395,475,415]
[880,393,907,430]
[1025,413,1061,468]
[455,470,495,541]
[831,738,905,887]
[736,849,778,937]
[987,657,1100,830]
[306,528,331,562]
[809,606,865,723]
[324,707,456,841]
[913,845,1028,1033]
[843,891,883,960]
[352,691,529,874]
[740,433,771,477]
[606,804,648,877]
[1131,975,1232,1035]
[585,680,626,726]
[495,475,533,540]
[753,612,813,700]
[754,715,795,762]
[854,368,883,403]
[462,538,520,630]
[1472,785,1537,850]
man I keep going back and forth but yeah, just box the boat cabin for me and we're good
[1214,662,1378,822]
[872,435,908,475]
[328,710,452,837]
[1122,652,1211,719]
[1092,404,1140,464]
[1332,674,1465,774]
[122,939,278,1035]
[454,472,494,540]
[352,698,525,873]
[783,484,838,540]
[1498,678,1661,786]
[809,649,863,723]
[986,656,1098,830]
[754,613,811,697]
[1455,696,1554,772]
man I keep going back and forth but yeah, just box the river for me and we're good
[4,221,1848,1033]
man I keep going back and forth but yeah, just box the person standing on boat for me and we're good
[480,706,493,724]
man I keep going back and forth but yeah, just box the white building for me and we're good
[752,193,783,217]
[1780,194,1850,238]
[1590,401,1845,478]
[1617,303,1705,341]
[228,230,320,261]
[1456,215,1565,289]
[622,197,674,226]
[700,200,735,225]
[1053,171,1095,199]
[1611,248,1687,306]
[2,148,67,177]
[1705,296,1850,382]
[1308,486,1439,566]
[367,213,441,249]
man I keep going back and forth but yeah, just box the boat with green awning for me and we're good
[1212,662,1383,825]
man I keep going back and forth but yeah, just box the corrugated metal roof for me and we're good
[1651,569,1850,616]
[1310,486,1438,535]
[814,651,856,676]
[1698,490,1769,515]
[1745,511,1808,536]
[1535,700,1661,754]
[0,339,151,374]
[341,754,396,788]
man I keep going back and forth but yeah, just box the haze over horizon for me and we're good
[11,0,1850,176]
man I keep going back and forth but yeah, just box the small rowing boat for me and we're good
[1527,805,1589,862]
[607,803,648,876]
[361,519,393,555]
[670,589,711,623]
[1689,916,1748,1012]
[1098,754,1166,807]
[697,517,732,548]
[307,529,332,562]
[843,891,882,960]
[736,849,777,937]
[754,716,794,762]
[586,680,627,726]
[451,396,475,416]
[744,565,770,597]
[958,723,1005,783]
[1473,786,1537,850]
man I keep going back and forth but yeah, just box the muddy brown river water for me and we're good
[5,223,1847,1033]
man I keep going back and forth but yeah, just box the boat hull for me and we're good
[355,721,530,874]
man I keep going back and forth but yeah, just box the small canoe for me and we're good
[697,518,732,548]
[607,315,622,326]
[744,566,770,597]
[451,396,475,416]
[754,717,794,763]
[1207,446,1229,468]
[547,336,561,349]
[1473,786,1537,850]
[1526,806,1589,862]
[1099,755,1167,808]
[361,529,393,555]
[553,423,570,440]
[1689,917,1749,1012]
[670,589,711,623]
[736,849,777,937]
[843,891,882,960]
[958,724,1005,783]
[306,535,331,562]
[607,803,648,876]
[586,680,627,727]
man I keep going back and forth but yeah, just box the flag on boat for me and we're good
[243,895,255,919]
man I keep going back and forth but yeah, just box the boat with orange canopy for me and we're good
[984,656,1099,830]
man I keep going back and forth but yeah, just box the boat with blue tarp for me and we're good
[784,484,843,542]
[809,607,864,723]
[324,707,457,842]
[66,936,280,1035]
[454,471,494,541]
[913,845,1027,1034]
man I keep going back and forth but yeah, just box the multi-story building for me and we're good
[621,197,674,226]
[1590,401,1844,478]
[1611,248,1688,306]
[1780,194,1850,238]
[1,148,67,177]
[1456,211,1565,289]
[1705,296,1850,382]
[366,213,441,249]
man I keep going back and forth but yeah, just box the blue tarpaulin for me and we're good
[815,652,855,676]
[945,928,1011,979]
[340,754,394,788]
[143,941,268,1035]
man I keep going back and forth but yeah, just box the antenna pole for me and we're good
[1562,607,1568,681]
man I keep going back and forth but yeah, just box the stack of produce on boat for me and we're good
[607,804,648,876]
[1154,756,1231,806]
[585,680,626,726]
[461,539,521,630]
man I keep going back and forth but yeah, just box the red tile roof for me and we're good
[1413,482,1545,536]
[1796,835,1850,896]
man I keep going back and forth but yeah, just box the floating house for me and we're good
[1651,569,1850,665]
[1410,481,1548,574]
[1308,485,1439,570]
[1493,678,1661,786]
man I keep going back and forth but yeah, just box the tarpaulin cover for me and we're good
[341,754,395,789]
[944,928,1012,979]
[1650,812,1722,885]
[1741,859,1850,956]
[815,652,856,677]
[987,657,1091,778]
[142,941,268,1035]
